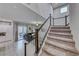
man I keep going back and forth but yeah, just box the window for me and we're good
[60,6,68,13]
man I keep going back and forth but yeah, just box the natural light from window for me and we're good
[60,6,67,13]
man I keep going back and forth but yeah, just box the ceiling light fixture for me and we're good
[36,23,39,26]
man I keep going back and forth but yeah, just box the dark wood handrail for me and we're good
[38,16,50,31]
[0,21,11,25]
[0,21,11,23]
[38,25,50,54]
[53,15,69,20]
[35,14,51,54]
[52,15,69,26]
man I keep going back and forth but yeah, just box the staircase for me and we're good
[39,26,79,56]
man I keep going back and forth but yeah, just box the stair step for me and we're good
[45,39,79,54]
[51,26,70,29]
[50,29,71,31]
[43,43,79,56]
[48,32,72,39]
[40,51,50,56]
[48,32,72,36]
[47,35,74,43]
[40,50,52,56]
[47,37,75,47]
[50,29,71,33]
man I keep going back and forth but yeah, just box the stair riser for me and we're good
[40,50,52,56]
[47,36,73,43]
[65,52,79,56]
[50,30,71,33]
[42,49,53,56]
[48,33,72,36]
[51,27,70,29]
[48,33,72,39]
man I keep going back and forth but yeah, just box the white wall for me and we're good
[23,3,53,19]
[53,4,69,25]
[0,3,44,25]
[69,4,79,51]
[0,3,53,28]
[23,3,39,16]
[37,3,53,19]
[0,18,13,47]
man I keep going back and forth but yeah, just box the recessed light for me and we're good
[36,23,39,26]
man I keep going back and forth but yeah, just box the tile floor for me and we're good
[0,40,35,56]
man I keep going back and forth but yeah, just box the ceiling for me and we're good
[0,3,43,24]
[52,3,67,9]
[0,3,68,24]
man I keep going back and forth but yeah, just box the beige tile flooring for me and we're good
[0,40,35,56]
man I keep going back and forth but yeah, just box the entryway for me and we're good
[18,25,27,41]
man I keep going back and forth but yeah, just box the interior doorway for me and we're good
[18,25,27,40]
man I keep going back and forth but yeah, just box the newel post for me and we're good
[65,16,67,26]
[53,18,54,26]
[35,29,39,54]
[50,14,51,26]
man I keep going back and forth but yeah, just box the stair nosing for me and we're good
[48,32,72,36]
[42,48,55,56]
[47,35,74,43]
[50,26,70,28]
[50,29,71,31]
